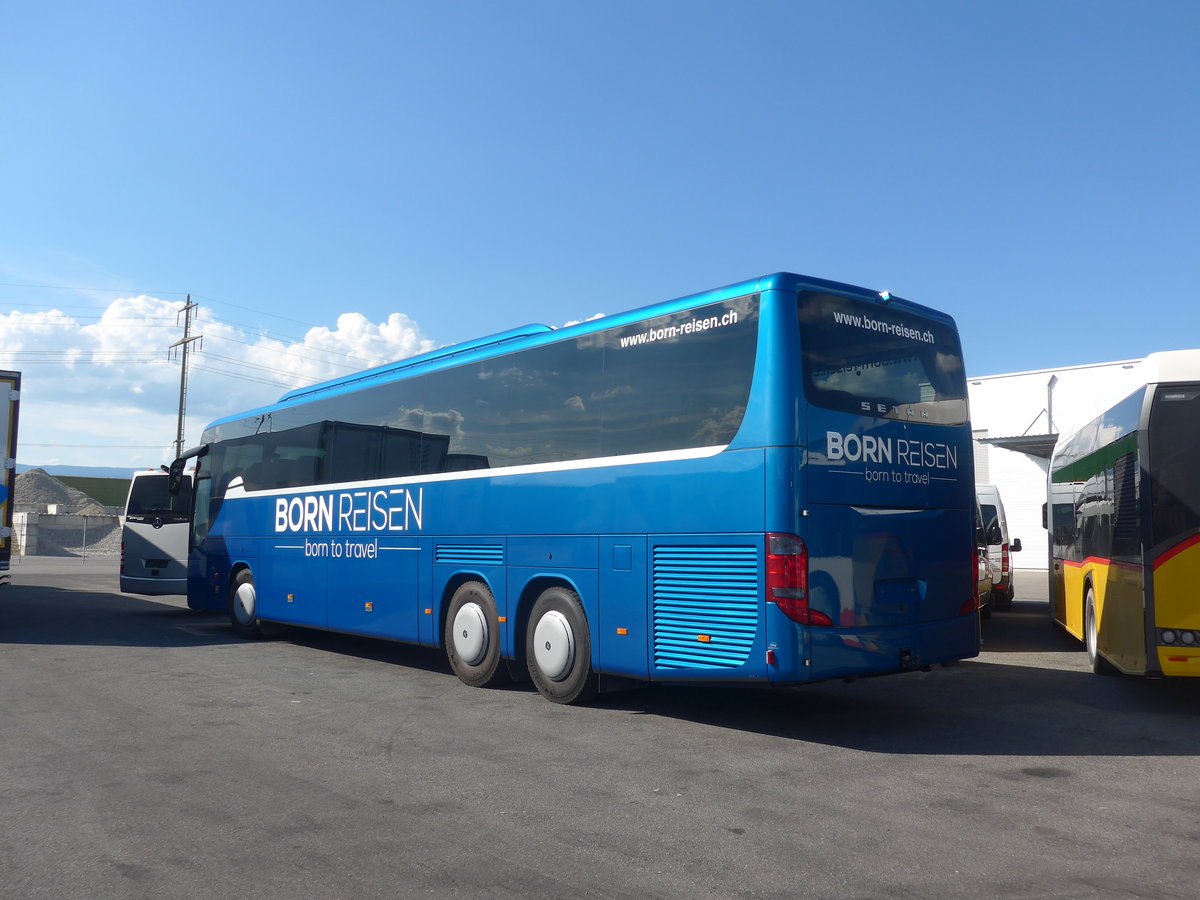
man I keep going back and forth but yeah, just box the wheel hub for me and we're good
[233,581,256,625]
[533,610,575,681]
[452,602,488,666]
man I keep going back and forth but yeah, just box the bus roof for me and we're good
[207,272,951,428]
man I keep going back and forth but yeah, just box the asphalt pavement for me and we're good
[2,559,1198,899]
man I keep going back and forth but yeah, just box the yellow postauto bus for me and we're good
[1049,359,1200,676]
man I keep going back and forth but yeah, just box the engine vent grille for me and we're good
[652,545,759,670]
[435,544,505,565]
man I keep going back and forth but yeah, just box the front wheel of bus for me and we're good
[1085,586,1114,675]
[230,568,265,640]
[445,581,510,689]
[525,586,598,705]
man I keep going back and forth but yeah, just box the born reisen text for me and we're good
[826,431,958,470]
[274,488,424,534]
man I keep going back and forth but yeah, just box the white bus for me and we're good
[120,468,191,595]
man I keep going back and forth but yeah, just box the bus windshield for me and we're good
[125,472,192,522]
[798,292,967,425]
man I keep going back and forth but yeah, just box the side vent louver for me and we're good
[435,544,505,565]
[653,545,759,670]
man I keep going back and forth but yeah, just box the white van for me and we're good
[120,468,191,595]
[975,484,1022,610]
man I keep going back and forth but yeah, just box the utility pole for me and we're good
[169,296,203,459]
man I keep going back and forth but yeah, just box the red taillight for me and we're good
[1001,543,1010,576]
[766,533,832,626]
[963,550,980,616]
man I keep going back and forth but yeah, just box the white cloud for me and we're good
[560,313,606,329]
[0,295,434,469]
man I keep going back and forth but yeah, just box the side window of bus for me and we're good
[1111,453,1140,557]
[218,440,264,494]
[211,295,760,479]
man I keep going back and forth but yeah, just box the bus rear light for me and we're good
[966,549,980,616]
[1001,543,1010,576]
[766,533,832,627]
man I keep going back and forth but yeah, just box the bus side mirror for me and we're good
[1011,538,1022,552]
[167,458,187,495]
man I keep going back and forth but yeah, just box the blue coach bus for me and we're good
[172,273,978,703]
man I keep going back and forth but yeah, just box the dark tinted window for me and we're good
[203,295,759,491]
[1149,385,1200,553]
[126,473,192,520]
[1111,452,1140,557]
[980,504,1001,544]
[1077,474,1114,561]
[799,292,967,425]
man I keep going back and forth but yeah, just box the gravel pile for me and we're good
[13,468,121,557]
[15,468,111,516]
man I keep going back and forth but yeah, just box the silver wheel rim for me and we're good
[452,602,488,666]
[233,581,256,626]
[533,610,575,682]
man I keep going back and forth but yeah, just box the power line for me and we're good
[0,281,189,297]
[202,333,366,371]
[1,355,167,364]
[189,363,299,389]
[4,309,373,366]
[191,292,326,331]
[0,317,178,325]
[23,442,168,449]
[0,281,326,332]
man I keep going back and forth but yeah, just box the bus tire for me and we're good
[525,586,598,705]
[445,581,509,689]
[1085,586,1114,675]
[229,568,265,639]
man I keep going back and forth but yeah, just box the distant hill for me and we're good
[17,463,151,479]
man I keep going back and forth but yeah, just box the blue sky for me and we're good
[1,1,1197,468]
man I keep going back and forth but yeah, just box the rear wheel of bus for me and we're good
[230,568,266,639]
[445,581,510,689]
[525,586,598,705]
